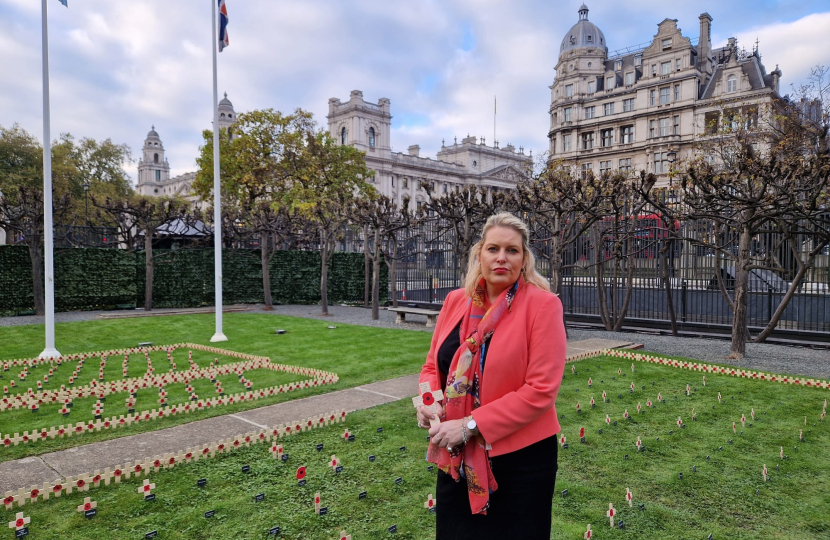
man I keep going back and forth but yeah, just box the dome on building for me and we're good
[146,125,160,139]
[218,92,234,111]
[560,4,607,55]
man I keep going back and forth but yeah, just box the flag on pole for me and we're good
[218,0,229,52]
[57,0,67,6]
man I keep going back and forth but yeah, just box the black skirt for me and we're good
[435,435,558,539]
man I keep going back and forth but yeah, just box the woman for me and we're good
[416,212,566,539]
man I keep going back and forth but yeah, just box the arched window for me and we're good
[727,75,737,93]
[369,127,375,148]
[341,127,347,145]
[154,153,159,164]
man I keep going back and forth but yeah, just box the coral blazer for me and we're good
[419,283,567,457]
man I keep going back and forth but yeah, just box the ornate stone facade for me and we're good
[328,90,531,211]
[548,5,782,184]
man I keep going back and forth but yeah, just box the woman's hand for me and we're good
[428,418,464,450]
[416,403,445,429]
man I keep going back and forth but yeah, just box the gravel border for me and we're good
[1,303,827,379]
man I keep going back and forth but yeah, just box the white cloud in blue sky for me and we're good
[1,0,828,182]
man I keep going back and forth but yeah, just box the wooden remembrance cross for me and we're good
[412,382,444,428]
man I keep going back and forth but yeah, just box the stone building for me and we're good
[136,93,237,204]
[327,90,532,211]
[548,4,783,184]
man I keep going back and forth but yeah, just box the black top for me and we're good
[437,319,462,377]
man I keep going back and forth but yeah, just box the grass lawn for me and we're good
[2,351,828,538]
[0,312,432,462]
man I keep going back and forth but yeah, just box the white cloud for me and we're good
[1,0,828,187]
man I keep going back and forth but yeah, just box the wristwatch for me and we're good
[466,416,479,437]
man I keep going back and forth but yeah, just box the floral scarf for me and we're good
[427,276,522,515]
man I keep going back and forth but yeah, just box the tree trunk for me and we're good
[261,232,273,310]
[144,231,154,311]
[551,234,563,296]
[320,228,329,316]
[592,225,611,329]
[730,224,752,358]
[388,236,399,308]
[613,254,636,332]
[363,224,370,308]
[28,238,45,316]
[754,254,815,342]
[372,227,381,320]
[659,242,679,336]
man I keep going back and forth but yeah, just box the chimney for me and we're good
[408,145,420,157]
[771,64,782,94]
[698,13,712,74]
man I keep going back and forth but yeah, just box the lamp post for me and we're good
[667,148,677,187]
[83,180,90,224]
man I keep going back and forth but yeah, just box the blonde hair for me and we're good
[464,212,551,297]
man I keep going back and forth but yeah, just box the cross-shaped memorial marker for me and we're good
[328,455,340,471]
[8,512,29,532]
[607,503,616,528]
[626,487,633,507]
[76,497,97,515]
[763,464,768,482]
[584,524,592,539]
[314,493,322,514]
[412,382,444,428]
[138,479,155,499]
[339,532,351,540]
[424,494,436,510]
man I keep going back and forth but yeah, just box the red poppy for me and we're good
[15,518,24,527]
[134,465,142,473]
[3,496,13,506]
[30,489,39,499]
[114,470,122,477]
[296,466,306,480]
[84,502,92,511]
[77,479,85,488]
[422,393,435,406]
[53,484,62,492]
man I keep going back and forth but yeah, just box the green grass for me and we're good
[0,313,431,462]
[3,356,829,539]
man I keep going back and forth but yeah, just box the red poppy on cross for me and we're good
[8,512,30,531]
[76,497,97,513]
[424,494,436,509]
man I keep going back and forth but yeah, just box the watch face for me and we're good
[467,419,476,430]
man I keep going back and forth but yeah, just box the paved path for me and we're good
[0,338,635,495]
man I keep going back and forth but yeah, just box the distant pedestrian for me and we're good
[416,212,566,539]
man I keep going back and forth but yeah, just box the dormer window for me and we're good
[634,54,642,66]
[662,38,672,50]
[587,35,593,43]
[615,60,622,71]
[727,75,737,93]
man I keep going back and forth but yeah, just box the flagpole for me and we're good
[210,0,227,342]
[39,0,60,359]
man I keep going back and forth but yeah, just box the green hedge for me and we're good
[0,246,386,315]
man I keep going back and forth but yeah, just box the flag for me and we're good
[218,0,229,52]
[57,0,67,6]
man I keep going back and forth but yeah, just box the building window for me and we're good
[650,90,656,106]
[634,54,642,67]
[417,201,423,211]
[403,178,408,189]
[604,103,614,116]
[660,87,671,105]
[649,120,656,138]
[580,163,593,180]
[727,75,737,93]
[615,60,622,71]
[676,58,681,71]
[674,84,681,101]
[621,125,634,144]
[651,64,657,77]
[341,127,347,145]
[587,35,593,43]
[601,129,613,147]
[563,134,572,152]
[623,98,635,112]
[472,160,477,167]
[153,153,158,164]
[369,127,375,148]
[663,38,672,50]
[565,84,574,97]
[391,176,395,187]
[599,160,612,174]
[654,152,669,174]
[606,76,615,90]
[564,107,573,122]
[582,132,594,150]
[659,117,670,137]
[625,72,634,86]
[155,170,161,181]
[585,106,595,119]
[661,62,671,75]
[619,158,632,172]
[587,81,595,94]
[443,183,448,193]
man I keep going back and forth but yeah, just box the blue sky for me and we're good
[1,0,828,182]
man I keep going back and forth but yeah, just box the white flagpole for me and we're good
[210,0,227,342]
[39,0,60,359]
